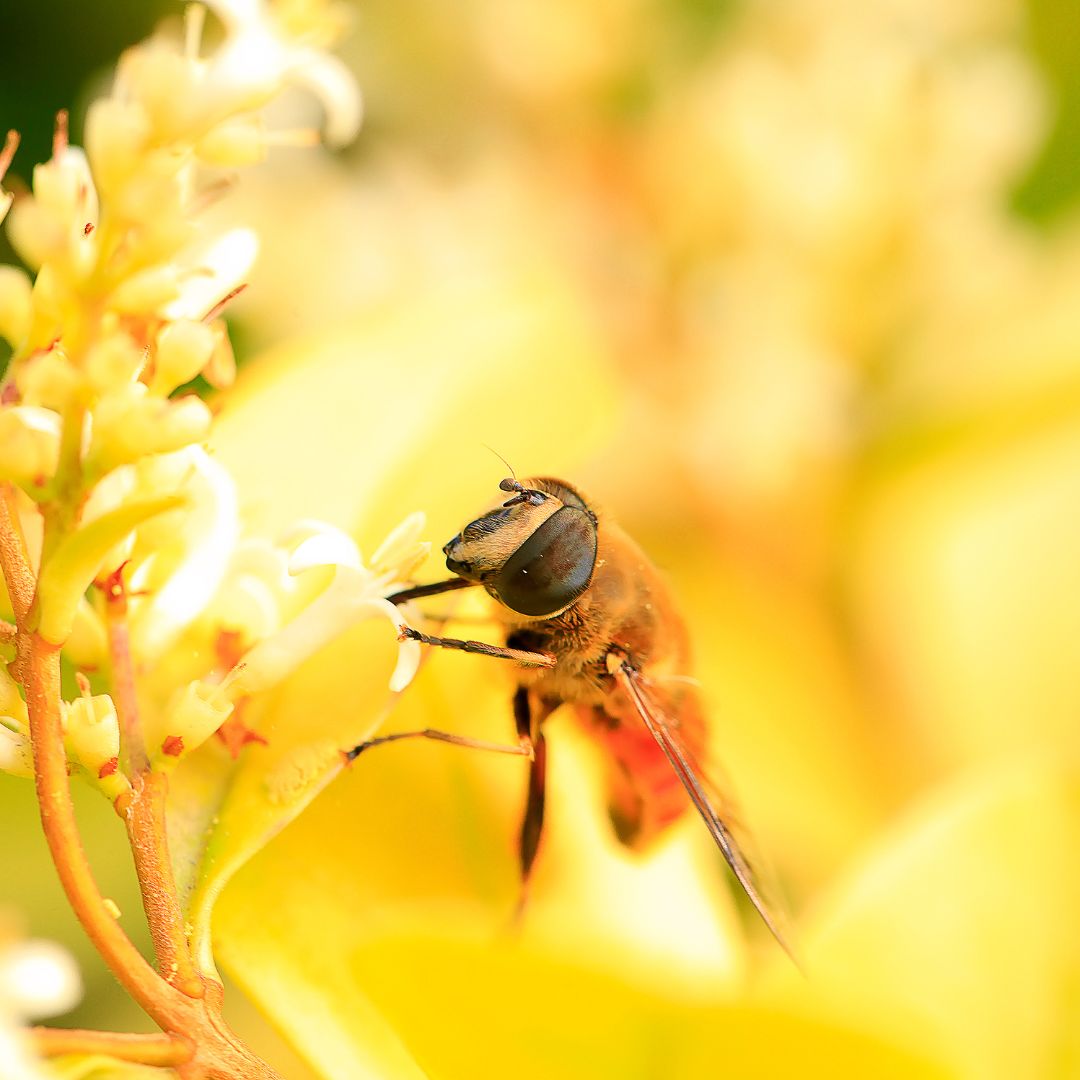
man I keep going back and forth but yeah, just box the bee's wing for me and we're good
[609,656,799,966]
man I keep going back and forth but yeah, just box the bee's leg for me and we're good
[388,578,478,604]
[399,626,556,668]
[345,728,532,762]
[512,690,559,920]
[515,688,545,884]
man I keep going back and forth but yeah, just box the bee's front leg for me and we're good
[399,626,556,667]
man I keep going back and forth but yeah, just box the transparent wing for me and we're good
[608,654,799,967]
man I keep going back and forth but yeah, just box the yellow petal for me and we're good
[789,757,1080,1080]
[34,494,186,644]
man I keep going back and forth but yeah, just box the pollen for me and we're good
[161,735,185,757]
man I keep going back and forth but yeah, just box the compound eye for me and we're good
[491,507,598,617]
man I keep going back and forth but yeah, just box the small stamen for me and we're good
[52,110,69,159]
[0,130,19,183]
[184,3,206,61]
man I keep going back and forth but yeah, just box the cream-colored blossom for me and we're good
[151,681,235,769]
[6,146,98,276]
[219,519,424,701]
[0,407,61,488]
[0,668,31,781]
[122,448,240,663]
[0,267,32,348]
[205,0,362,147]
[151,319,218,396]
[87,385,213,475]
[161,228,258,322]
[0,726,33,780]
[14,350,81,413]
[61,694,121,782]
[65,598,108,671]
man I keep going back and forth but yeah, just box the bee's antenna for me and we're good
[482,444,517,482]
[499,476,546,507]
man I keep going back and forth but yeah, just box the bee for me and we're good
[348,477,792,958]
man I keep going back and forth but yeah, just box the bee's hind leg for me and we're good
[511,689,559,923]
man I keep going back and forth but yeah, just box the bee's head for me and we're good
[443,477,598,617]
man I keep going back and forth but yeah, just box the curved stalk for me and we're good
[31,1027,193,1067]
[25,633,175,1019]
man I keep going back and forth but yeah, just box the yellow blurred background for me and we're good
[4,0,1080,1076]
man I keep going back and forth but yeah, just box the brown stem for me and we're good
[32,1027,193,1067]
[119,772,205,998]
[104,577,148,775]
[0,484,34,622]
[105,577,204,998]
[0,619,16,645]
[6,496,278,1075]
[26,632,282,1079]
[25,633,172,1020]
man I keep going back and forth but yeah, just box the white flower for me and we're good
[0,920,82,1080]
[220,519,424,700]
[204,0,362,147]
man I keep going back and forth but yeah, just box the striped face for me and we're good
[442,478,598,618]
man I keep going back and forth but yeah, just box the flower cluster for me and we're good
[0,1,413,802]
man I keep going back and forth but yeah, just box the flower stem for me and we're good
[0,485,34,622]
[25,632,171,1018]
[31,1027,193,1067]
[105,574,148,775]
[25,632,282,1079]
[105,574,204,998]
[118,771,206,998]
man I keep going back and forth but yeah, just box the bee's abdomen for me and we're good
[578,683,707,851]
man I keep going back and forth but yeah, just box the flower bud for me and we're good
[0,723,33,779]
[88,385,211,474]
[84,331,146,393]
[6,147,98,271]
[0,265,32,348]
[66,598,108,670]
[109,265,181,316]
[0,667,28,728]
[151,319,216,395]
[151,681,234,770]
[84,97,151,200]
[14,350,81,414]
[33,146,99,226]
[62,694,120,778]
[0,406,61,488]
[203,321,237,389]
[119,39,205,146]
